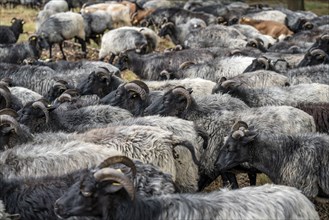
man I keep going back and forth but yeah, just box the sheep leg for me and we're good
[76,37,87,58]
[224,172,239,189]
[59,42,67,60]
[248,172,257,186]
[49,43,53,59]
[108,53,116,64]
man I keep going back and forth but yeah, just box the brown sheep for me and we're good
[239,17,293,39]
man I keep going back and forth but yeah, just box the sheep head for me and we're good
[54,156,137,219]
[215,121,257,171]
[77,67,121,98]
[143,86,193,117]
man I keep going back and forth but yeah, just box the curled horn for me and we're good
[57,93,72,103]
[232,130,245,139]
[160,70,171,80]
[231,121,248,132]
[0,108,19,118]
[229,49,243,56]
[124,82,147,100]
[257,57,269,69]
[32,101,50,123]
[320,34,329,41]
[94,168,135,200]
[53,81,67,90]
[172,87,192,109]
[247,39,258,48]
[131,11,138,20]
[178,61,195,70]
[97,155,137,178]
[310,49,327,57]
[0,115,20,134]
[303,21,313,29]
[63,89,80,97]
[0,77,13,87]
[220,79,239,89]
[161,21,175,29]
[0,85,11,108]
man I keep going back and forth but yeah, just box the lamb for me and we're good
[18,99,133,133]
[216,120,329,198]
[215,77,329,107]
[239,17,293,40]
[0,35,45,64]
[143,86,316,189]
[36,12,86,60]
[0,156,175,220]
[55,173,320,220]
[0,17,25,44]
[98,28,148,63]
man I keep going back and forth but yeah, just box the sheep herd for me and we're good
[0,0,328,219]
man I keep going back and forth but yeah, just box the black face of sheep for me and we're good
[77,67,116,98]
[45,80,71,102]
[311,34,329,54]
[298,48,329,67]
[243,57,270,73]
[18,100,53,127]
[100,80,149,116]
[290,18,313,33]
[215,121,257,171]
[55,156,137,219]
[143,87,192,117]
[116,54,130,71]
[11,17,25,35]
[211,77,241,95]
[246,39,267,53]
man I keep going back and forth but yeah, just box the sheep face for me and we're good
[101,82,148,116]
[77,69,113,98]
[298,49,329,67]
[216,129,257,171]
[54,174,102,219]
[143,87,191,117]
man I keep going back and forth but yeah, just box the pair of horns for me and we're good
[32,100,50,123]
[93,156,137,200]
[172,87,192,109]
[124,81,149,100]
[310,48,327,57]
[0,108,20,134]
[231,121,248,140]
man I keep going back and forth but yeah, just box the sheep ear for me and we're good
[11,18,17,23]
[21,20,25,25]
[241,132,258,144]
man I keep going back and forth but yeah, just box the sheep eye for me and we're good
[81,191,93,197]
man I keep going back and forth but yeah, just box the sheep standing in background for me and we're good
[0,18,25,44]
[35,9,56,32]
[36,12,86,60]
[99,28,148,63]
[82,10,113,45]
[217,121,329,198]
[0,35,46,64]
